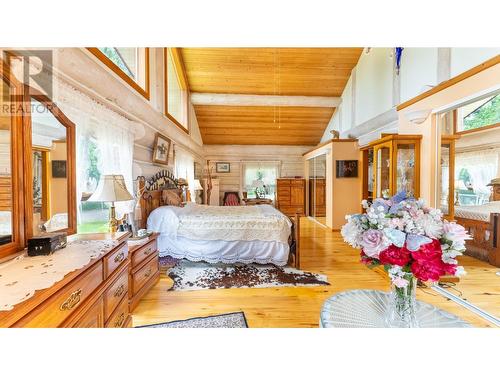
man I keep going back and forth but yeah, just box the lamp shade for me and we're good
[88,174,134,203]
[251,179,265,189]
[193,179,203,191]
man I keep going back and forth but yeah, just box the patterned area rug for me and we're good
[137,312,248,328]
[165,259,329,291]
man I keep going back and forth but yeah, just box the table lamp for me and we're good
[88,174,134,232]
[193,179,203,203]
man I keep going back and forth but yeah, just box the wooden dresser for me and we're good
[128,232,160,312]
[0,232,132,328]
[276,178,306,216]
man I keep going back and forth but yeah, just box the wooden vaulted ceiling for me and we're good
[180,48,362,145]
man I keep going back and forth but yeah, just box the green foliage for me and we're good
[463,95,500,130]
[77,221,109,234]
[87,140,100,185]
[99,47,134,78]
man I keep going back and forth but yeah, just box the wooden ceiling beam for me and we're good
[191,93,341,107]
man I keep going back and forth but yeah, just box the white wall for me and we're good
[451,48,500,77]
[355,48,394,125]
[321,48,500,143]
[400,48,438,103]
[204,145,309,204]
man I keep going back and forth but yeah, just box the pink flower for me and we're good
[392,277,409,288]
[360,229,387,259]
[443,222,470,244]
[379,245,411,267]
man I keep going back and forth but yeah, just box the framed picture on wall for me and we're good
[216,162,230,173]
[152,133,171,165]
[51,160,67,178]
[336,160,358,178]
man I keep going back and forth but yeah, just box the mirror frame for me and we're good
[23,88,77,239]
[0,60,25,259]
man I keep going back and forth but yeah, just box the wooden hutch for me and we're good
[361,134,422,200]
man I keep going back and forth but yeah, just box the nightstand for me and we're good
[127,232,160,312]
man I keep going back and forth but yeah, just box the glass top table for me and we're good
[320,289,472,328]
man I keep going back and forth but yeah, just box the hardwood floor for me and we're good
[132,219,500,327]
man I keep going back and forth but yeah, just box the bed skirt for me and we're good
[157,235,290,266]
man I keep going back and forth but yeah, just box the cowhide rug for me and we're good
[164,258,329,291]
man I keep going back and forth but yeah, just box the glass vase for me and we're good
[385,276,419,328]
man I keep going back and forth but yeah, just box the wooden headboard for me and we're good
[137,170,183,229]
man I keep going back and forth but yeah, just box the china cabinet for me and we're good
[361,134,421,199]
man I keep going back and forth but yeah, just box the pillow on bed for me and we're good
[162,189,183,207]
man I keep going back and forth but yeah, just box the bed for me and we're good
[137,171,301,267]
[453,201,500,265]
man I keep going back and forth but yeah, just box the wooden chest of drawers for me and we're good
[0,232,132,328]
[276,178,306,216]
[128,233,160,312]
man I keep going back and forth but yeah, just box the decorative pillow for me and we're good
[162,189,183,207]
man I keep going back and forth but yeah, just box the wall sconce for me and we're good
[405,109,432,125]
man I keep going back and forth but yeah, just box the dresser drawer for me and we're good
[104,267,128,320]
[72,297,104,328]
[20,261,104,327]
[131,239,157,269]
[132,254,159,295]
[277,179,291,187]
[291,179,305,186]
[105,297,129,328]
[104,242,128,278]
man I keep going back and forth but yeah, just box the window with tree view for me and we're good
[89,47,149,98]
[457,93,500,132]
[165,48,188,131]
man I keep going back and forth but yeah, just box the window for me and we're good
[76,118,135,234]
[456,93,500,133]
[241,162,280,201]
[164,48,189,132]
[87,47,150,99]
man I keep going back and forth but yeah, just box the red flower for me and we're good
[411,239,442,262]
[442,262,457,275]
[360,250,373,265]
[411,259,445,282]
[379,245,411,266]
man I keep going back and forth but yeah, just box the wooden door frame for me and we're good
[24,88,77,239]
[0,58,25,259]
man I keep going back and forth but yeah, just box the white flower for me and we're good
[454,266,467,277]
[341,221,362,248]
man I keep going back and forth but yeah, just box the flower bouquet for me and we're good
[341,192,470,327]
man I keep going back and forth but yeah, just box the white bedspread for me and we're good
[147,203,292,265]
[454,201,500,222]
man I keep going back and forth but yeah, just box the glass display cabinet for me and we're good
[361,134,421,199]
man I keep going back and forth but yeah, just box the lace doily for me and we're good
[177,205,291,243]
[0,239,118,311]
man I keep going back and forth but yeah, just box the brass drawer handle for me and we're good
[144,268,152,278]
[60,289,82,311]
[114,313,125,328]
[143,247,152,256]
[114,284,125,298]
[114,252,125,263]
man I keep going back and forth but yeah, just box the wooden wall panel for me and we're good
[195,105,335,145]
[181,48,362,96]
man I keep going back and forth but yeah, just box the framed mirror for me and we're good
[0,62,25,258]
[25,92,76,238]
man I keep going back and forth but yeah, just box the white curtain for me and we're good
[241,161,281,200]
[55,81,136,221]
[175,146,195,201]
[455,148,500,198]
